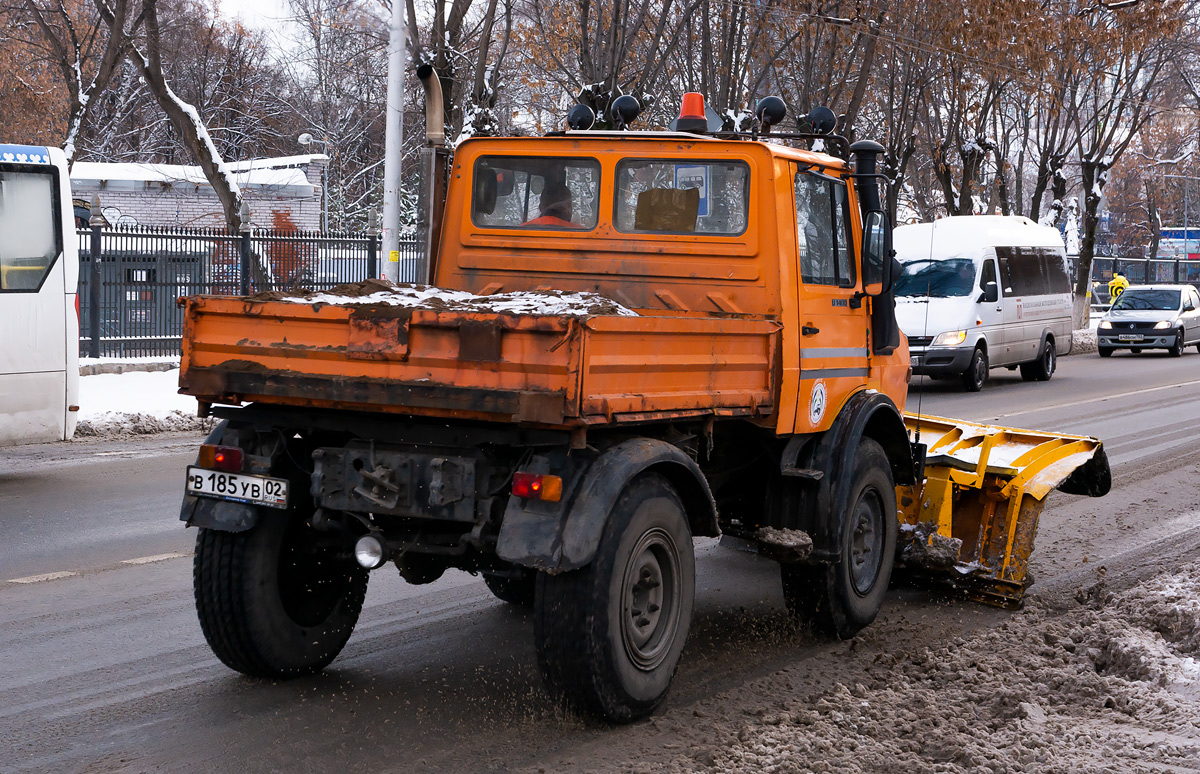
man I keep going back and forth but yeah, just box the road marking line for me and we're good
[983,377,1200,421]
[121,552,188,566]
[8,571,78,584]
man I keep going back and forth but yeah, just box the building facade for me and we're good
[71,154,329,230]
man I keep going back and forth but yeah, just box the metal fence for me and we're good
[78,225,422,357]
[1087,257,1200,307]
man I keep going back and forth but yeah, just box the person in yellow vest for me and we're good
[1108,271,1129,302]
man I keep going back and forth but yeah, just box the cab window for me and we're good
[795,171,854,287]
[0,168,61,291]
[613,160,749,235]
[471,156,600,230]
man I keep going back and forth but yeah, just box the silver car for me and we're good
[1097,284,1200,357]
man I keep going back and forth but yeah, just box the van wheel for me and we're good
[780,438,896,639]
[1098,346,1114,358]
[1020,340,1056,381]
[534,474,694,723]
[1170,332,1184,358]
[961,347,988,392]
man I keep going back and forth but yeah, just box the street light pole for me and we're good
[381,0,408,282]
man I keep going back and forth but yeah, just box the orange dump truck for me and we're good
[177,86,1109,723]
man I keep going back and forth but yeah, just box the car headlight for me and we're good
[1154,320,1173,329]
[932,330,967,346]
[1098,320,1112,329]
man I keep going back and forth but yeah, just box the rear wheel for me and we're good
[1019,339,1056,381]
[194,516,368,677]
[961,347,988,392]
[780,438,897,639]
[1098,346,1114,358]
[534,474,695,723]
[1170,332,1184,358]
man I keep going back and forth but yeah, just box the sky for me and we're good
[213,0,293,30]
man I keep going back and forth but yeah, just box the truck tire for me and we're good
[194,516,368,677]
[483,568,536,607]
[780,438,896,639]
[1019,339,1056,381]
[534,473,695,723]
[961,347,988,392]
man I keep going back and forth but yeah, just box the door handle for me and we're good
[802,325,820,336]
[995,306,1003,312]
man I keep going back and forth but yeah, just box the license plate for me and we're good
[186,466,289,508]
[1117,334,1142,342]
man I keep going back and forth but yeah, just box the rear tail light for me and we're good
[512,472,563,502]
[198,444,244,472]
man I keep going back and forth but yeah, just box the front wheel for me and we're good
[961,347,988,392]
[1098,346,1114,358]
[534,474,695,723]
[1170,332,1184,358]
[483,568,536,607]
[1019,340,1056,381]
[194,517,368,677]
[781,438,897,639]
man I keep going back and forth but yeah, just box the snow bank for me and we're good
[688,565,1200,773]
[75,369,208,437]
[263,279,638,317]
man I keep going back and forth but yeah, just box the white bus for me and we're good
[0,144,79,445]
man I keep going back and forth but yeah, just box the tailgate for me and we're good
[179,297,780,425]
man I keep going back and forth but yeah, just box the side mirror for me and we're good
[979,281,998,304]
[861,210,892,296]
[1185,302,1195,312]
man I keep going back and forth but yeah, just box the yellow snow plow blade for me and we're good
[898,413,1111,608]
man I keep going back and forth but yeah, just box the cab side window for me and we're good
[980,259,998,295]
[794,171,855,287]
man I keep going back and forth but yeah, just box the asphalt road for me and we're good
[3,349,1200,772]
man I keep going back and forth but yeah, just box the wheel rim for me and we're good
[848,489,886,595]
[1045,347,1054,373]
[621,527,683,672]
[278,521,354,627]
[972,353,985,386]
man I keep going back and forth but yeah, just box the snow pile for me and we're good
[681,566,1200,773]
[265,278,638,317]
[75,369,208,437]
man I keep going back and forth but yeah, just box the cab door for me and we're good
[791,166,868,434]
[0,158,69,445]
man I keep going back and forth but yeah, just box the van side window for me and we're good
[996,247,1069,296]
[0,169,62,292]
[795,172,854,287]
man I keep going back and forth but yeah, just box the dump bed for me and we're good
[178,293,781,428]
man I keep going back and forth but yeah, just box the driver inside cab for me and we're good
[524,181,576,228]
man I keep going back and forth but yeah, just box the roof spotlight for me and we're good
[755,96,787,134]
[610,96,641,130]
[567,104,596,131]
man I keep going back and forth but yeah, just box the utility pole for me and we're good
[381,0,407,282]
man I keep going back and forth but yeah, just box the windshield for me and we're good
[1111,289,1181,312]
[894,258,978,298]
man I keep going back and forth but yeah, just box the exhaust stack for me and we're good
[416,64,446,147]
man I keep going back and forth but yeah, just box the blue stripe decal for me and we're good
[0,145,52,165]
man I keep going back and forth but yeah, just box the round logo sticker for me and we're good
[809,381,827,425]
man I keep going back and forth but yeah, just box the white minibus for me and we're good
[0,144,79,444]
[894,216,1073,392]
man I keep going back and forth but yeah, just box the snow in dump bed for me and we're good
[260,278,638,317]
